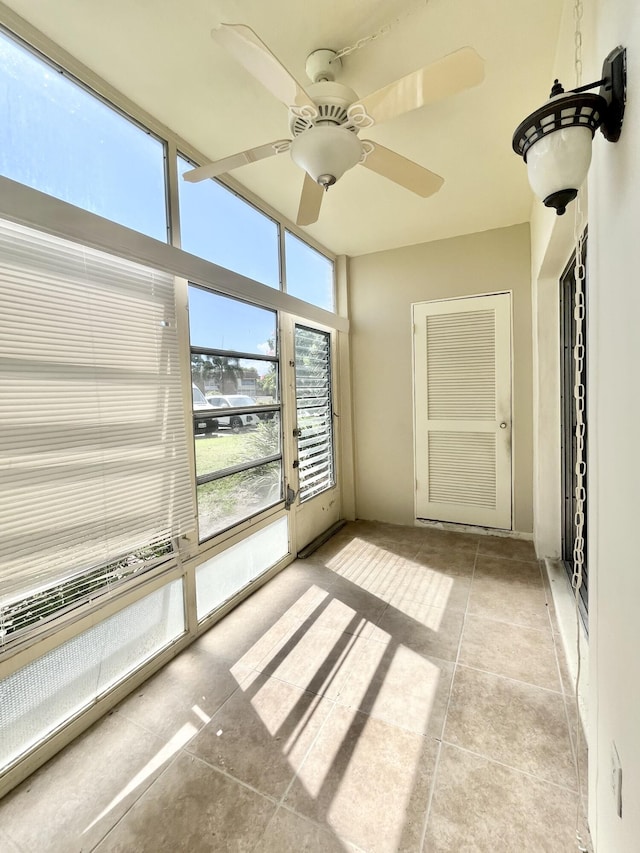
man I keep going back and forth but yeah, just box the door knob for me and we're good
[500,422,508,429]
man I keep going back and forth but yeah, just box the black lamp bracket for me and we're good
[566,46,626,142]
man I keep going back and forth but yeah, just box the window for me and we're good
[0,30,167,241]
[560,243,588,628]
[195,517,289,620]
[177,155,280,288]
[285,230,335,311]
[189,285,282,540]
[1,579,184,774]
[0,219,194,648]
[294,326,335,501]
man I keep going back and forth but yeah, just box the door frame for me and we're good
[412,290,514,530]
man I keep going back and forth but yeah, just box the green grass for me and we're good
[194,421,280,476]
[194,433,247,475]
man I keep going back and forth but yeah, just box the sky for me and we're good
[0,29,334,361]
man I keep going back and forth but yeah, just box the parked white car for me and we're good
[192,384,219,436]
[205,395,259,432]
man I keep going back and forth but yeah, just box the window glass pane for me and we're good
[178,156,280,288]
[191,355,279,403]
[195,417,281,479]
[0,579,184,774]
[285,231,335,311]
[197,462,282,540]
[188,285,277,355]
[196,517,289,620]
[0,32,167,241]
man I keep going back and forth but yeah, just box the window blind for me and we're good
[0,218,196,616]
[294,326,334,502]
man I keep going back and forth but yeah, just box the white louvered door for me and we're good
[413,293,512,529]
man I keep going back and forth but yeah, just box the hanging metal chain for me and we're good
[571,0,586,602]
[571,5,589,852]
[334,0,429,59]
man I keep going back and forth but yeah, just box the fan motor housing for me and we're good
[289,81,360,137]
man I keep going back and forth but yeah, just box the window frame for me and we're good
[0,23,171,243]
[188,284,285,542]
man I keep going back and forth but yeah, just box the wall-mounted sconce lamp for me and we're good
[512,46,626,215]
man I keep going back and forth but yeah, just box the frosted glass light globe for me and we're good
[526,125,593,205]
[290,126,362,188]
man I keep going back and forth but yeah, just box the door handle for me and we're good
[500,422,508,429]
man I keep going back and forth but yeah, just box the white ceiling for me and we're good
[3,0,563,257]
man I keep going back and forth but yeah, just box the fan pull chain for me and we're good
[334,0,430,60]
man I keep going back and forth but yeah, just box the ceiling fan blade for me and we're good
[361,143,444,197]
[358,47,485,125]
[296,173,324,226]
[182,140,290,183]
[213,23,315,110]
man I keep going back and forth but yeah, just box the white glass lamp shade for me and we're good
[290,126,362,187]
[526,126,593,207]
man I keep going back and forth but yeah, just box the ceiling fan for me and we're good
[183,24,485,225]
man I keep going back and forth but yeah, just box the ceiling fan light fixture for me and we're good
[290,125,363,189]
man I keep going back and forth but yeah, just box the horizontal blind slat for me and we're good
[0,218,195,607]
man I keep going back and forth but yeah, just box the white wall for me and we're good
[531,1,640,849]
[348,223,533,532]
[588,0,640,849]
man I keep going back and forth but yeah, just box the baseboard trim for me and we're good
[415,518,533,541]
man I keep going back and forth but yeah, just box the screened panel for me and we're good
[178,156,280,288]
[188,286,283,542]
[294,326,335,502]
[197,462,282,541]
[191,354,279,405]
[0,219,195,616]
[194,417,281,479]
[0,30,167,241]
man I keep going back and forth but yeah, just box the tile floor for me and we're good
[0,522,591,852]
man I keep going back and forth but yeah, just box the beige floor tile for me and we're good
[94,752,275,852]
[319,538,421,584]
[459,615,561,691]
[186,675,334,800]
[0,714,168,853]
[245,572,334,623]
[371,601,464,662]
[317,578,393,634]
[468,555,549,629]
[196,597,307,670]
[0,828,22,852]
[335,640,454,738]
[285,705,439,853]
[389,563,472,613]
[477,535,537,562]
[413,545,477,575]
[114,645,242,740]
[256,807,360,852]
[424,743,580,852]
[255,621,368,699]
[328,560,408,605]
[415,527,480,553]
[443,666,576,789]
